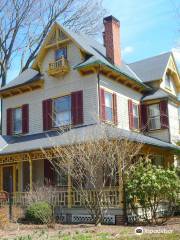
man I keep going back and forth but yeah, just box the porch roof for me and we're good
[0,124,180,155]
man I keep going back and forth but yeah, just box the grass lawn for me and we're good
[1,231,179,240]
[3,233,180,240]
[0,222,180,240]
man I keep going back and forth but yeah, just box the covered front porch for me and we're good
[0,145,176,209]
[0,125,179,212]
[0,150,121,209]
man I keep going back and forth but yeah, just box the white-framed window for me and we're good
[13,108,22,134]
[105,91,113,122]
[132,103,139,129]
[53,95,71,127]
[148,104,161,130]
[55,47,67,61]
[165,74,171,89]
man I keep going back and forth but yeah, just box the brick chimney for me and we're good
[103,16,121,66]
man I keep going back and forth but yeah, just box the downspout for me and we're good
[97,64,101,122]
[1,99,2,135]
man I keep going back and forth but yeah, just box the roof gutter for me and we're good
[74,60,151,91]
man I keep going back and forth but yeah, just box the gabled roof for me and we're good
[32,22,150,90]
[0,124,180,155]
[142,88,180,102]
[129,52,171,83]
[0,69,41,93]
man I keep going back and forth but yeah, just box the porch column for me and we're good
[0,166,2,191]
[29,159,33,191]
[18,162,22,192]
[67,172,72,208]
[13,165,16,192]
[118,161,124,208]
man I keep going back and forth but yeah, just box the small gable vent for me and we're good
[47,29,68,45]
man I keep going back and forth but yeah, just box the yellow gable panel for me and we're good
[164,55,180,92]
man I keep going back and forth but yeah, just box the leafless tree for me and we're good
[0,0,106,86]
[42,125,143,225]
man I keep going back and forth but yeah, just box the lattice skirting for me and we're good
[55,213,115,225]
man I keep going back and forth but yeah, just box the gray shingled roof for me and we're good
[0,23,150,92]
[129,52,171,83]
[142,89,169,101]
[0,124,179,155]
[54,24,150,90]
[0,69,41,93]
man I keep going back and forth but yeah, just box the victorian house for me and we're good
[0,15,179,224]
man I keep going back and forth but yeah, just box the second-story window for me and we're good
[55,47,67,61]
[53,95,71,127]
[13,107,22,134]
[148,104,161,130]
[105,92,113,122]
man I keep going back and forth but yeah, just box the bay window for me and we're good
[148,104,161,130]
[53,95,71,127]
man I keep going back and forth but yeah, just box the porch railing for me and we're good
[0,188,120,208]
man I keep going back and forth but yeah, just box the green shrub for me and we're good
[25,201,52,224]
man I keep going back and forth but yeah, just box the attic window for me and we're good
[165,74,171,89]
[55,47,67,61]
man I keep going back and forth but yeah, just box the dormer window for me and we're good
[55,47,67,61]
[165,74,171,89]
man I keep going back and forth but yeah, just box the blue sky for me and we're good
[8,0,180,82]
[103,0,180,66]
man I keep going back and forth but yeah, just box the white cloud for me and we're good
[172,47,180,69]
[122,46,134,56]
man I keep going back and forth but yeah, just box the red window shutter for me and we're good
[7,108,13,135]
[159,100,169,129]
[71,90,83,125]
[100,88,105,121]
[113,93,118,124]
[43,99,52,131]
[22,104,29,134]
[128,99,134,129]
[44,159,54,186]
[140,103,148,132]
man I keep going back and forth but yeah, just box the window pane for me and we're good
[133,117,139,129]
[13,108,22,133]
[54,96,71,113]
[165,74,171,89]
[133,104,139,129]
[149,117,161,130]
[149,104,160,117]
[54,167,68,187]
[55,112,71,126]
[55,48,66,60]
[54,96,71,127]
[133,104,138,117]
[105,92,113,122]
[105,107,113,121]
[105,92,112,108]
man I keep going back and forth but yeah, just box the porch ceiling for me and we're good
[0,124,180,157]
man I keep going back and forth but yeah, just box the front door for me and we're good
[3,166,14,192]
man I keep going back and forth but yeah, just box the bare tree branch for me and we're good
[0,0,106,86]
